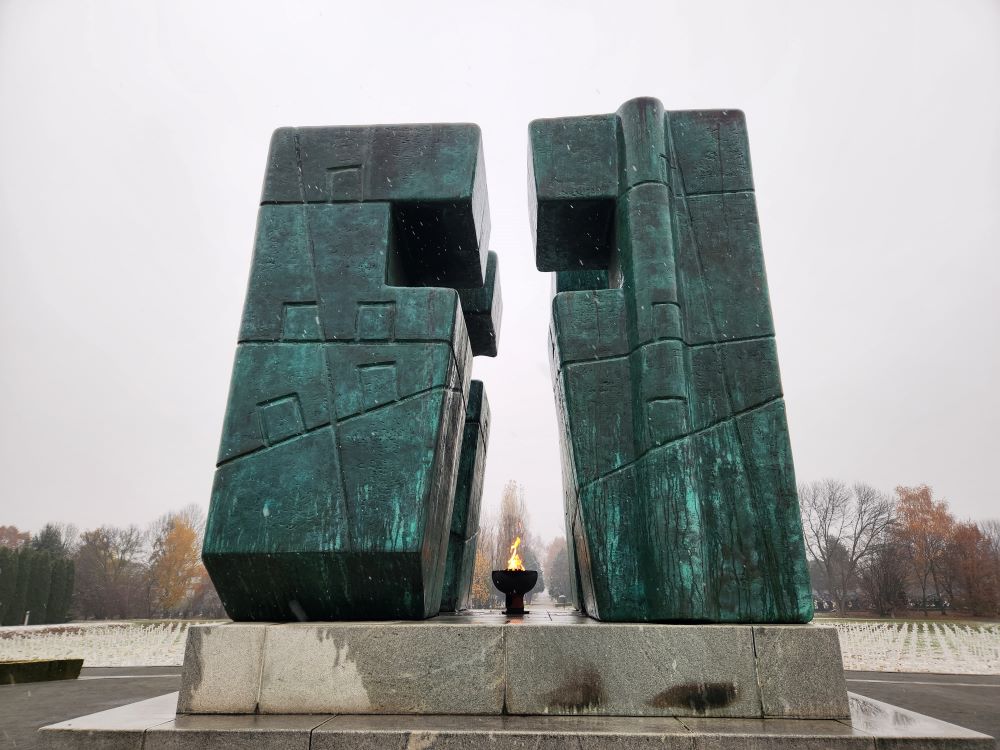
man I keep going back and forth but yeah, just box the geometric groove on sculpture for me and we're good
[531,98,813,622]
[204,124,500,621]
[440,380,491,612]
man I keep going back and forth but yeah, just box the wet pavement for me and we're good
[0,668,996,748]
[0,666,181,749]
[846,671,1000,739]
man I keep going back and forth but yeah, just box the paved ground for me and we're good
[0,668,996,748]
[0,666,181,749]
[845,671,1000,739]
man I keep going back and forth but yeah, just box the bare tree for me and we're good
[858,524,908,617]
[979,519,1000,595]
[73,525,148,619]
[982,519,1000,615]
[981,519,1000,549]
[148,505,205,551]
[544,536,571,602]
[494,480,527,569]
[490,481,544,603]
[799,480,895,614]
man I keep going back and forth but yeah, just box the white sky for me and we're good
[1,0,998,542]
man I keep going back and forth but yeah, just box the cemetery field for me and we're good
[822,618,1000,674]
[0,617,998,673]
[817,615,1000,630]
[0,621,210,667]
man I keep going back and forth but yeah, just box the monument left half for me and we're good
[202,124,500,621]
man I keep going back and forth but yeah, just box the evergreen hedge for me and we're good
[46,558,74,623]
[25,551,53,624]
[0,547,75,625]
[10,548,32,625]
[0,547,17,624]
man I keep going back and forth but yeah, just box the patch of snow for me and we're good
[1,619,998,674]
[0,622,193,667]
[831,621,1000,674]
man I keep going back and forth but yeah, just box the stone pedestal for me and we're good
[38,612,995,748]
[175,612,848,719]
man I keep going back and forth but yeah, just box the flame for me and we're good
[506,536,525,571]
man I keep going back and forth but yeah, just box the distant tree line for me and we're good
[800,480,1000,617]
[466,478,998,618]
[22,479,989,623]
[0,506,226,623]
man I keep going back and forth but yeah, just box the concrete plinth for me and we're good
[40,691,994,749]
[175,611,848,719]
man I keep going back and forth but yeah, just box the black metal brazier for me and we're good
[491,569,538,615]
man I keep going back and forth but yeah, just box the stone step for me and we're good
[39,692,994,749]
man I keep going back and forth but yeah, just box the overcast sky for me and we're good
[1,1,997,542]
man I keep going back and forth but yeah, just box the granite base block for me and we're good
[176,622,268,713]
[753,625,848,719]
[505,623,762,717]
[176,612,849,718]
[40,693,994,750]
[256,621,505,714]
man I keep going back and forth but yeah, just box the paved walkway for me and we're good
[0,668,996,748]
[0,667,181,749]
[845,671,1000,739]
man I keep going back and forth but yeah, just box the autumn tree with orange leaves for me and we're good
[148,506,205,616]
[0,525,30,549]
[894,485,955,615]
[468,517,497,608]
[946,522,998,616]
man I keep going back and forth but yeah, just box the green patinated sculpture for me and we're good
[439,380,490,612]
[531,98,812,623]
[204,123,500,621]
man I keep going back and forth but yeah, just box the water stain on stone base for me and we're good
[649,682,737,713]
[543,667,606,712]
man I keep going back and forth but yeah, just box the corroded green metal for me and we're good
[531,98,813,623]
[439,380,490,612]
[204,124,500,621]
[459,252,502,357]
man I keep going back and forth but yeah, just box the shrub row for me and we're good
[0,548,74,625]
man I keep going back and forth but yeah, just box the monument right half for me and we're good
[530,98,813,623]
